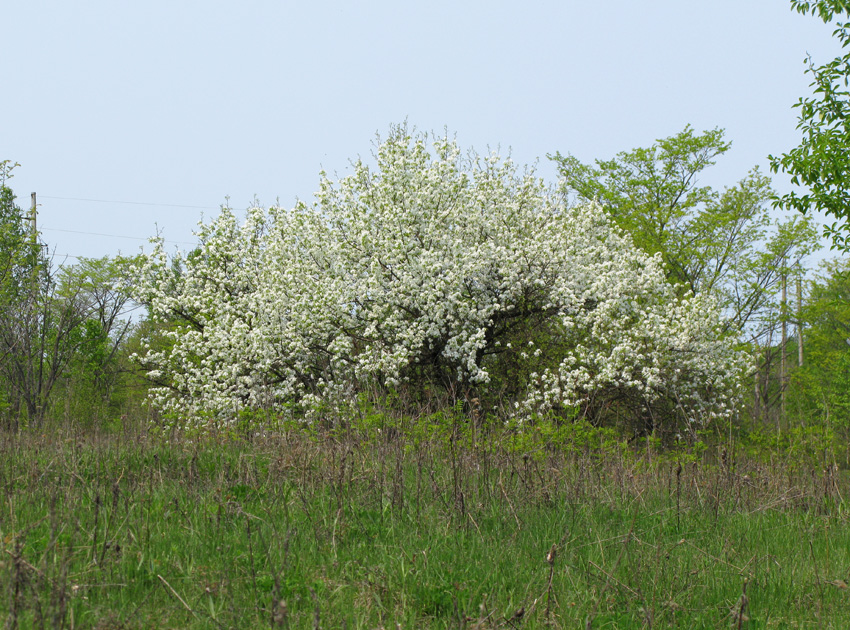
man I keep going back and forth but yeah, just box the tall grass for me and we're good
[1,417,848,628]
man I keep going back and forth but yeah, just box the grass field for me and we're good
[1,419,849,629]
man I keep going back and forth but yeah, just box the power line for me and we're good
[41,226,197,246]
[40,195,221,211]
[52,253,88,261]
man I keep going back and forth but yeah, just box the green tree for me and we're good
[51,257,139,423]
[0,161,47,425]
[0,161,41,319]
[551,127,819,334]
[770,0,850,251]
[0,164,140,427]
[786,259,850,461]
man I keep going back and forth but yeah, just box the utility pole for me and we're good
[752,337,761,426]
[781,263,787,427]
[797,270,804,367]
[29,193,37,244]
[28,192,39,294]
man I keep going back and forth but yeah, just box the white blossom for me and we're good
[131,128,748,428]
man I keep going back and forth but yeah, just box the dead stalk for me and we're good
[157,574,198,620]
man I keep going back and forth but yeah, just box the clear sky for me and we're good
[1,1,844,263]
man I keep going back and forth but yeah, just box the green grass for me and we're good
[1,422,849,628]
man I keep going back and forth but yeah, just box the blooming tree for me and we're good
[132,128,748,433]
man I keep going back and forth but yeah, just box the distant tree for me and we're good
[770,0,850,251]
[552,126,819,335]
[51,257,139,422]
[0,160,48,425]
[787,259,850,456]
[0,162,138,427]
[0,161,41,330]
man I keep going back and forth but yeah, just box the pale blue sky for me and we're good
[1,1,843,262]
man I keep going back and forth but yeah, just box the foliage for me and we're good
[770,0,850,251]
[0,161,58,425]
[0,162,38,292]
[133,127,748,435]
[0,161,42,333]
[552,126,819,335]
[0,161,140,426]
[553,126,732,291]
[51,256,140,422]
[786,258,850,453]
[0,263,95,424]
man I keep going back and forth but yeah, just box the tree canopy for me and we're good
[770,0,850,251]
[552,127,818,337]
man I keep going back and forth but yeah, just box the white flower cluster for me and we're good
[132,129,748,427]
